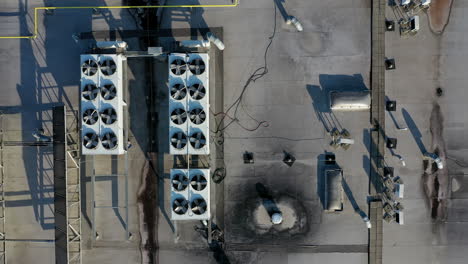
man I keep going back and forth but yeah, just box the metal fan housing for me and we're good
[100,108,117,125]
[82,108,99,125]
[191,198,207,215]
[101,132,118,150]
[189,59,206,75]
[82,84,99,101]
[83,132,99,149]
[173,198,189,215]
[170,108,187,125]
[171,132,187,149]
[189,83,206,100]
[100,59,117,76]
[82,59,98,76]
[189,132,206,149]
[172,174,189,191]
[101,83,117,100]
[170,59,187,75]
[189,108,206,125]
[190,174,207,191]
[170,83,187,100]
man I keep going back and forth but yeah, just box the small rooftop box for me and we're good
[324,168,344,212]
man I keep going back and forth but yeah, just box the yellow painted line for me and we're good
[0,0,239,39]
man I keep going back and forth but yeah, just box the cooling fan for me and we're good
[189,83,206,100]
[190,174,207,191]
[189,58,206,75]
[172,174,189,191]
[81,59,98,76]
[101,83,117,100]
[172,198,189,215]
[100,59,117,76]
[191,198,207,215]
[189,108,206,125]
[82,84,99,101]
[170,108,187,125]
[101,132,118,150]
[189,132,206,149]
[170,84,187,100]
[82,108,99,125]
[171,132,187,149]
[100,108,117,125]
[170,59,187,75]
[83,132,99,149]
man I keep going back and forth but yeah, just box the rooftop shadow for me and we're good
[402,108,427,154]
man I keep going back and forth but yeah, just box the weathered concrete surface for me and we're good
[428,0,454,34]
[384,1,468,263]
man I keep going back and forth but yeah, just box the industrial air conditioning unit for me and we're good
[80,54,127,155]
[170,169,210,220]
[168,53,210,155]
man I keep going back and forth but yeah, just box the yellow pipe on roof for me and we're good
[0,0,239,39]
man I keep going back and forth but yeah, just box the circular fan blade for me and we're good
[101,84,117,100]
[171,132,187,149]
[191,174,207,191]
[83,109,99,125]
[173,198,188,215]
[100,108,117,124]
[172,174,188,191]
[170,84,187,100]
[189,132,206,149]
[191,198,207,215]
[189,59,206,75]
[170,108,187,125]
[189,84,206,100]
[82,59,98,76]
[101,132,118,149]
[170,59,187,75]
[83,132,99,149]
[100,59,117,76]
[189,108,206,124]
[82,84,99,100]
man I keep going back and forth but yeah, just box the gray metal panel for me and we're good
[330,91,371,111]
[325,169,343,211]
[53,106,68,264]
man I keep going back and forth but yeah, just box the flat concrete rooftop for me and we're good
[1,0,467,264]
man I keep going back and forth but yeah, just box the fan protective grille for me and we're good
[170,59,187,75]
[189,83,206,100]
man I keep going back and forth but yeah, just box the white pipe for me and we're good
[206,32,225,50]
[96,41,128,49]
[180,40,210,48]
[286,16,303,32]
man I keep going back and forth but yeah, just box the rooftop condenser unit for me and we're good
[80,54,127,155]
[170,169,210,220]
[168,53,210,155]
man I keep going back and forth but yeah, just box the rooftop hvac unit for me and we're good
[170,169,210,220]
[168,53,210,155]
[80,54,127,155]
